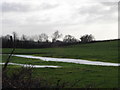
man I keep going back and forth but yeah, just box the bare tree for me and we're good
[63,35,79,43]
[28,35,38,42]
[12,32,18,41]
[38,33,49,42]
[21,34,28,41]
[32,35,40,43]
[51,30,62,42]
[80,34,94,43]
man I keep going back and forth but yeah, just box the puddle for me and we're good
[0,63,61,68]
[13,54,120,66]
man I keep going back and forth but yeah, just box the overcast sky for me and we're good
[1,0,119,40]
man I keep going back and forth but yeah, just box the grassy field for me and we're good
[2,40,119,88]
[3,40,119,63]
[2,55,119,88]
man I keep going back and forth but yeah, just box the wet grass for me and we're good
[2,40,119,88]
[2,40,119,63]
[2,55,119,88]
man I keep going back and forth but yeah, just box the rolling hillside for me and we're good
[2,40,119,63]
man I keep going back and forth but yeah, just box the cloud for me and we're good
[39,3,59,10]
[79,2,117,15]
[2,1,59,13]
[2,2,31,12]
[2,0,118,40]
[78,2,117,23]
[101,2,118,6]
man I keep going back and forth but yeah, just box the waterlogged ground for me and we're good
[3,40,119,63]
[0,62,61,68]
[2,54,119,88]
[2,40,119,88]
[13,54,120,66]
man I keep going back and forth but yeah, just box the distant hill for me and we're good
[3,39,119,63]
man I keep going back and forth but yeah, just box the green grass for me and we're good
[2,40,119,88]
[2,55,119,88]
[3,40,119,63]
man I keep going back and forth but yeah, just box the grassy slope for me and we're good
[2,55,119,88]
[3,40,119,63]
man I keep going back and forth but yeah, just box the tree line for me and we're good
[1,30,95,48]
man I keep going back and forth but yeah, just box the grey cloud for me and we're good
[1,2,59,12]
[78,2,117,23]
[79,5,103,15]
[2,2,30,12]
[101,2,118,12]
[101,2,118,6]
[39,3,59,10]
[79,2,117,15]
[26,17,51,24]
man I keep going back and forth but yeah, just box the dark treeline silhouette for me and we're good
[1,30,96,48]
